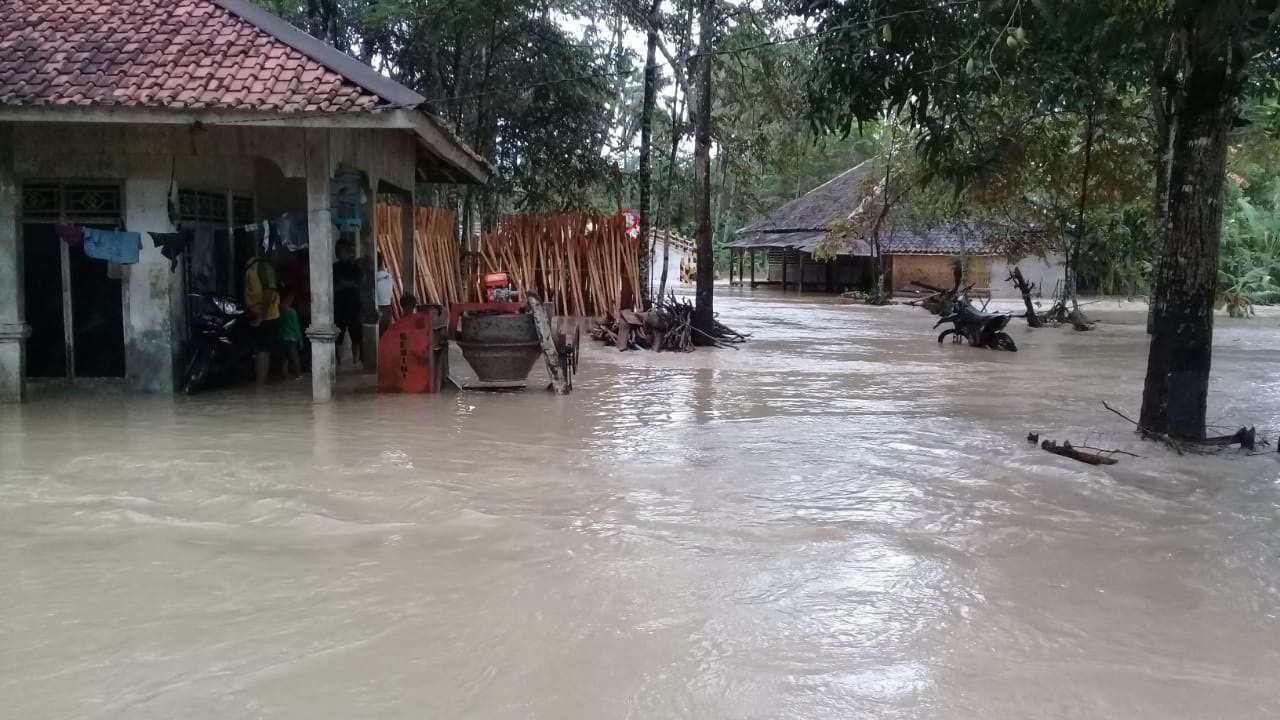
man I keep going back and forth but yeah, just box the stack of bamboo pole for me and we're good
[375,202,405,320]
[472,213,640,317]
[414,207,462,307]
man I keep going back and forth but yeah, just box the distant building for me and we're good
[0,0,489,403]
[726,161,1063,297]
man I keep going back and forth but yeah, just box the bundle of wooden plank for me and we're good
[414,207,462,307]
[375,202,406,320]
[474,213,641,316]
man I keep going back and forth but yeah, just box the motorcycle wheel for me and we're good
[184,347,211,394]
[937,329,956,344]
[994,332,1018,352]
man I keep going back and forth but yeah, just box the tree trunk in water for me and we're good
[637,8,659,309]
[1069,108,1095,319]
[1011,267,1042,327]
[656,82,682,304]
[1139,36,1235,441]
[691,0,715,335]
[1147,47,1176,335]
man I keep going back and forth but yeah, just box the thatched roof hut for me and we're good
[724,161,1010,294]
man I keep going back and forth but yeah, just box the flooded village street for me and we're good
[3,292,1280,719]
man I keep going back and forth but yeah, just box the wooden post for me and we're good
[799,252,805,294]
[0,124,27,402]
[749,248,756,288]
[400,190,416,300]
[738,249,745,288]
[782,251,787,291]
[304,129,337,402]
[728,248,736,287]
[360,174,380,374]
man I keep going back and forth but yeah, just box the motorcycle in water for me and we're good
[934,296,1018,352]
[183,293,252,393]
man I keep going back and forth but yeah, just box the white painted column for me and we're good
[0,124,29,402]
[304,129,337,402]
[123,156,177,392]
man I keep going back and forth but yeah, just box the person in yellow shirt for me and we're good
[244,255,280,386]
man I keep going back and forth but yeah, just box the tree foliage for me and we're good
[254,0,616,219]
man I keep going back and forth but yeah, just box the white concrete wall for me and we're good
[12,123,417,192]
[8,121,417,394]
[988,254,1066,299]
[653,246,690,285]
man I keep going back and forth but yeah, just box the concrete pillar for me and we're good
[0,124,29,402]
[304,129,337,402]
[123,157,177,392]
[400,190,416,302]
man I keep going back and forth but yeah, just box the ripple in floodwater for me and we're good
[2,291,1279,720]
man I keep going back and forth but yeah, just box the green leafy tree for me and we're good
[798,0,1280,440]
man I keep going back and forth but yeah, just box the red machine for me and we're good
[377,305,449,393]
[482,272,518,302]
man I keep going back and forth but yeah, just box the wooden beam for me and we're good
[0,106,491,185]
[400,191,416,298]
[395,110,492,185]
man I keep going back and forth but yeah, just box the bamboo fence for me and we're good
[474,213,640,316]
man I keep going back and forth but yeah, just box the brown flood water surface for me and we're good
[2,292,1280,719]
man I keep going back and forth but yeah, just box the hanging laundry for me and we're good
[149,231,191,272]
[54,223,84,248]
[83,228,141,264]
[276,212,309,251]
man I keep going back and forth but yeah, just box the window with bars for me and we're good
[21,183,122,222]
[177,189,255,299]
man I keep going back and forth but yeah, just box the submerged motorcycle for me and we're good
[934,296,1018,352]
[183,292,252,393]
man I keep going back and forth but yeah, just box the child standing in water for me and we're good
[279,291,303,380]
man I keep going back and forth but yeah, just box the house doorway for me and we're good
[20,184,127,380]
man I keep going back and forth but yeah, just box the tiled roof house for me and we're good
[0,0,490,402]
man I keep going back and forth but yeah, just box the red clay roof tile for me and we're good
[0,0,384,113]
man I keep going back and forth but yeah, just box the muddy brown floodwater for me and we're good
[3,291,1280,719]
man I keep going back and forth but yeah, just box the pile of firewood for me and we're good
[590,294,748,352]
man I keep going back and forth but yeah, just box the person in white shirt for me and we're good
[375,253,394,335]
